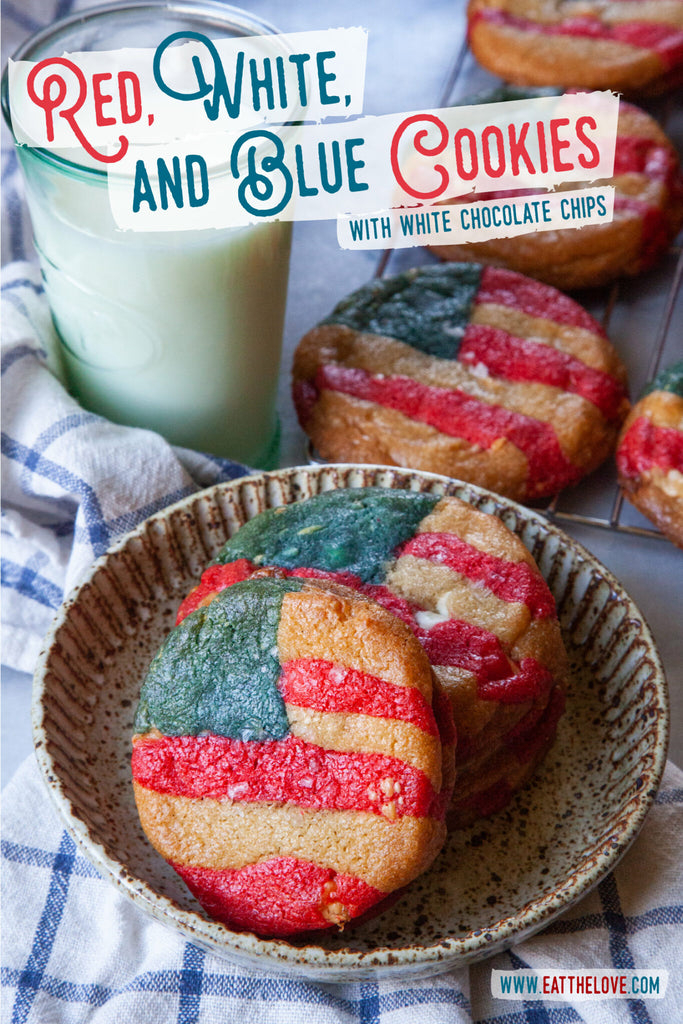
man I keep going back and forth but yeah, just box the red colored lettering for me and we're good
[26,57,128,163]
[454,127,478,181]
[550,117,573,172]
[576,115,600,169]
[481,124,505,177]
[92,73,116,126]
[536,121,549,173]
[118,71,142,124]
[508,121,535,175]
[391,114,450,200]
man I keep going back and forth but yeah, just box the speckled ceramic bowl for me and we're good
[32,465,669,981]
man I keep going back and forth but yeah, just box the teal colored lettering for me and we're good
[288,53,311,105]
[275,55,287,107]
[133,155,209,213]
[316,51,339,104]
[231,128,293,217]
[158,156,184,210]
[399,212,415,235]
[153,31,244,120]
[318,140,342,194]
[186,154,209,207]
[561,193,605,221]
[400,208,451,235]
[500,974,538,995]
[347,216,391,241]
[132,159,157,212]
[154,35,350,124]
[345,138,368,192]
[349,218,365,241]
[249,56,275,111]
[295,144,319,197]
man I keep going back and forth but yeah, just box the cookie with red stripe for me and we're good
[292,265,629,502]
[616,360,683,547]
[133,573,455,937]
[467,0,683,95]
[429,89,683,291]
[193,487,569,828]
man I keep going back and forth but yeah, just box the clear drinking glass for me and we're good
[2,1,293,468]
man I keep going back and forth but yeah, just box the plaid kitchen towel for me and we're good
[2,2,682,1022]
[3,268,682,1024]
[1,261,249,674]
[2,263,682,1023]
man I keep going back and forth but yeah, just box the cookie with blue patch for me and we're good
[292,264,629,502]
[179,487,569,828]
[133,572,455,937]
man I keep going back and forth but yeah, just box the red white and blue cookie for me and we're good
[616,360,683,548]
[292,265,629,502]
[182,488,569,829]
[429,89,683,291]
[467,0,683,94]
[132,571,455,937]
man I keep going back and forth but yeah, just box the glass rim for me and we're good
[1,0,283,181]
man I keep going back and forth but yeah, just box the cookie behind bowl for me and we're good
[292,265,630,502]
[466,0,683,95]
[617,360,683,548]
[428,90,683,292]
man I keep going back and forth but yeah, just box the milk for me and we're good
[6,1,296,468]
[18,145,291,466]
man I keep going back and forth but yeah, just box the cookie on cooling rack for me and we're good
[292,264,630,502]
[182,487,569,829]
[616,360,683,548]
[466,0,683,94]
[132,573,455,937]
[428,89,683,291]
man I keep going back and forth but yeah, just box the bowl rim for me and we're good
[31,464,670,977]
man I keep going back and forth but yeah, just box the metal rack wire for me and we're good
[372,38,682,542]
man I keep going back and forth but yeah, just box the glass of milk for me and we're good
[2,2,293,468]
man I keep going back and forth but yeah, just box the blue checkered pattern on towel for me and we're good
[1,0,251,673]
[2,2,682,1022]
[1,262,249,673]
[2,756,681,1024]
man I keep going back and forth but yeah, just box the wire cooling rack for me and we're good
[371,38,683,542]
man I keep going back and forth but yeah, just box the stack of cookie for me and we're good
[132,487,569,936]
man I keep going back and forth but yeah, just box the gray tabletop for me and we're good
[2,0,682,785]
